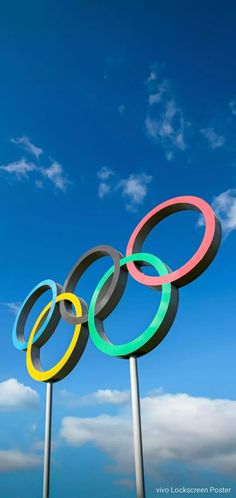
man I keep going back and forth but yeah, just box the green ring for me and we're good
[88,253,178,358]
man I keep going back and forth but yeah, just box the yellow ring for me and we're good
[26,292,87,382]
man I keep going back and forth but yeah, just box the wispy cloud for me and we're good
[0,158,36,177]
[0,157,70,192]
[98,182,111,199]
[1,301,21,315]
[0,450,41,473]
[97,167,114,199]
[59,388,130,408]
[10,136,43,159]
[229,99,236,116]
[0,136,71,192]
[40,161,70,191]
[118,173,153,212]
[0,379,39,410]
[60,390,236,478]
[97,166,114,181]
[147,70,168,104]
[198,189,236,238]
[97,168,153,211]
[200,127,225,149]
[145,68,187,160]
[212,189,236,236]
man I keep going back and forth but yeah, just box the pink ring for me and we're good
[126,195,221,288]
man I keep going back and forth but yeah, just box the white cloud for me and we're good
[97,168,152,211]
[98,182,111,199]
[229,99,236,116]
[118,173,153,211]
[0,450,41,472]
[147,74,168,106]
[145,100,186,155]
[1,138,71,192]
[145,69,187,160]
[60,390,236,478]
[0,379,39,410]
[97,166,114,181]
[200,128,225,149]
[1,301,21,315]
[0,158,36,177]
[198,189,236,238]
[93,389,129,405]
[212,189,236,236]
[97,167,114,199]
[10,136,43,159]
[60,414,131,453]
[149,93,163,105]
[59,389,130,408]
[147,70,157,83]
[145,115,159,140]
[40,161,70,191]
[0,156,70,192]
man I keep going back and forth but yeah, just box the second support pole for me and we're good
[129,355,146,498]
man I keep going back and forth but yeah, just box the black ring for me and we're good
[60,245,128,325]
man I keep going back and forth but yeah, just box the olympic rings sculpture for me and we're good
[12,195,221,383]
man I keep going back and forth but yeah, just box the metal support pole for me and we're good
[129,356,146,498]
[43,382,53,498]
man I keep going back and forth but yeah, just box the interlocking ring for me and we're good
[12,279,62,351]
[26,293,88,383]
[60,245,127,325]
[12,195,221,382]
[88,253,178,358]
[126,196,221,288]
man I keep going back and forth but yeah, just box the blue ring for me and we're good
[12,279,60,351]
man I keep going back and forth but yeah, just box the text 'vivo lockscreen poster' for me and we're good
[0,3,235,498]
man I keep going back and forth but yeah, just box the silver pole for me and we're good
[43,382,53,498]
[129,356,146,498]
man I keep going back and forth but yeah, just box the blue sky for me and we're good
[0,1,236,497]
